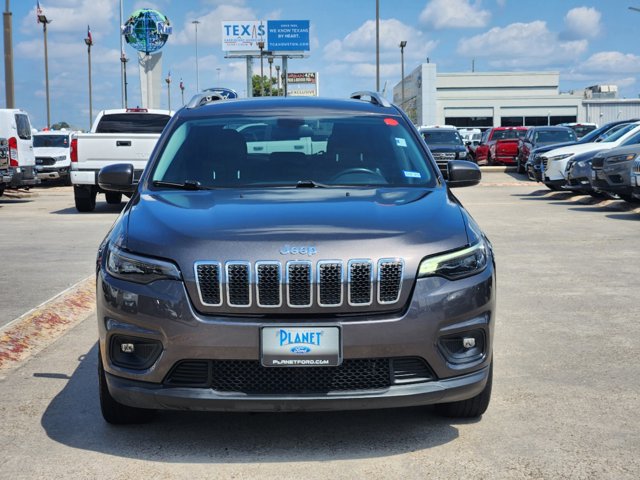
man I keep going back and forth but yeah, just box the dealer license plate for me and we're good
[261,326,341,367]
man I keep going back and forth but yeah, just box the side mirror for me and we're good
[447,160,481,188]
[98,163,135,193]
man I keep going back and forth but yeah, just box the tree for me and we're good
[251,75,278,97]
[51,121,70,130]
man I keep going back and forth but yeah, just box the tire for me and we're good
[64,173,72,186]
[516,156,524,174]
[105,192,122,205]
[487,154,494,166]
[98,349,155,425]
[544,183,560,191]
[0,186,4,197]
[435,362,493,418]
[74,186,97,212]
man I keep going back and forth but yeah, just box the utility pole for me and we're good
[180,78,185,106]
[192,20,200,91]
[85,26,93,130]
[258,40,265,96]
[399,41,407,109]
[275,64,280,96]
[119,0,124,108]
[3,0,14,108]
[268,56,273,96]
[121,52,129,108]
[165,72,171,110]
[37,5,52,128]
[376,0,380,92]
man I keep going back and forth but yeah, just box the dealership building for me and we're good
[393,63,640,128]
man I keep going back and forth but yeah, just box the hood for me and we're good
[427,145,466,153]
[126,187,468,275]
[543,142,616,158]
[531,141,577,155]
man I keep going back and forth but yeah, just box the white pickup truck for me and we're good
[70,108,173,212]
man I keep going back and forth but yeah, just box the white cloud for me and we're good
[457,21,588,68]
[563,7,601,39]
[419,0,491,29]
[172,4,257,46]
[577,51,640,75]
[323,19,437,65]
[22,0,116,35]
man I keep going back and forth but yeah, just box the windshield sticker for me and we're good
[395,138,407,147]
[403,170,421,178]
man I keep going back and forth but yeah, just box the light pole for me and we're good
[399,41,407,109]
[120,52,129,108]
[268,56,273,96]
[119,0,124,107]
[375,0,380,92]
[165,73,171,110]
[216,67,221,84]
[85,26,93,131]
[180,78,185,106]
[257,40,265,96]
[275,64,280,96]
[37,7,52,128]
[3,0,14,108]
[192,20,200,91]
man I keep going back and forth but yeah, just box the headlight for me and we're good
[458,150,467,159]
[418,238,489,280]
[106,245,181,284]
[549,153,573,162]
[576,161,587,168]
[606,153,637,165]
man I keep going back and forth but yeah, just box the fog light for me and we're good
[110,335,162,370]
[438,329,486,365]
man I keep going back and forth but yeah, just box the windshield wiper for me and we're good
[152,180,209,190]
[296,180,329,188]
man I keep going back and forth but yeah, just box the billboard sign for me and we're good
[221,21,266,51]
[267,20,310,51]
[222,20,310,52]
[287,72,318,97]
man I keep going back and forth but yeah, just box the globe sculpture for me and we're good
[122,9,172,55]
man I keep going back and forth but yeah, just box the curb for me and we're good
[479,166,517,172]
[0,276,96,373]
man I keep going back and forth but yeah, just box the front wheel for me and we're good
[435,362,493,418]
[74,186,97,212]
[516,157,525,174]
[487,154,494,166]
[99,349,155,424]
[619,194,640,204]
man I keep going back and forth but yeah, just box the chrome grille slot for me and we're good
[256,262,282,307]
[195,262,222,306]
[348,260,373,305]
[378,259,404,304]
[226,262,251,307]
[286,261,312,307]
[318,261,343,306]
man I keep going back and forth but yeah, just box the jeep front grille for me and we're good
[194,258,404,309]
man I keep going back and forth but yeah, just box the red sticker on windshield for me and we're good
[384,118,399,126]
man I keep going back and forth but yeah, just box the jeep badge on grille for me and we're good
[280,245,317,256]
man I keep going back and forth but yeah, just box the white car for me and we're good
[33,130,74,184]
[0,108,38,188]
[541,122,640,190]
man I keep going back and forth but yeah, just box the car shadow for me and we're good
[52,204,126,215]
[40,343,463,463]
[605,212,640,221]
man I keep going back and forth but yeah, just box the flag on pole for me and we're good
[87,25,93,45]
[36,1,43,23]
[179,78,184,91]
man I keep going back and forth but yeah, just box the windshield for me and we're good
[151,115,437,188]
[421,130,463,146]
[33,135,69,148]
[569,124,597,138]
[493,129,526,140]
[601,123,639,142]
[536,130,576,144]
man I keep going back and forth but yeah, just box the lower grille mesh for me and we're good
[164,357,434,393]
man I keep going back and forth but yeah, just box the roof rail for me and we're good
[186,87,239,109]
[350,91,391,108]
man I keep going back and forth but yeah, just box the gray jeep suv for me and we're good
[96,92,495,424]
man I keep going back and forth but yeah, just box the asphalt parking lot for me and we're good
[0,172,638,479]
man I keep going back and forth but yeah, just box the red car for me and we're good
[475,127,528,165]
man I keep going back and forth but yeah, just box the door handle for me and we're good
[116,140,132,147]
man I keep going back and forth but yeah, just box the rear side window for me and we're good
[15,114,32,140]
[95,113,171,134]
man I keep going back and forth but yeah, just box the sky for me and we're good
[2,0,640,130]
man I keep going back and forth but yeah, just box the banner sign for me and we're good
[287,72,316,84]
[222,20,310,52]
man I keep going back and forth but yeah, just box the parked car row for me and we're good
[523,119,640,203]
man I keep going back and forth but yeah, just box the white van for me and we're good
[0,109,38,188]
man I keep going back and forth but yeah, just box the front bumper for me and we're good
[97,261,496,412]
[36,165,70,180]
[9,167,39,187]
